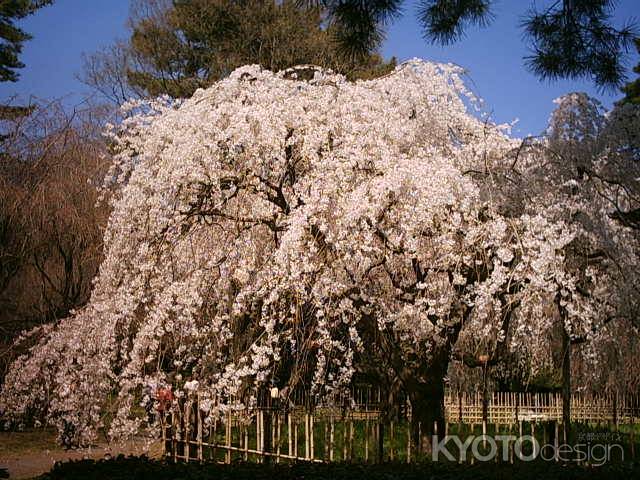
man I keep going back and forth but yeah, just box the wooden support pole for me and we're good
[172,409,178,463]
[197,395,203,462]
[310,413,315,460]
[631,415,635,460]
[212,418,217,462]
[365,418,369,462]
[161,411,166,459]
[509,423,514,464]
[184,402,190,463]
[554,421,559,462]
[262,410,266,454]
[294,415,298,458]
[348,417,353,461]
[288,413,292,458]
[225,414,231,464]
[305,413,310,460]
[329,417,335,462]
[272,411,276,459]
[390,421,395,461]
[244,422,249,461]
[343,415,348,461]
[406,418,411,464]
[276,412,281,463]
[377,420,384,463]
[324,419,329,461]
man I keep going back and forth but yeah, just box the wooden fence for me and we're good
[444,391,639,425]
[163,391,640,464]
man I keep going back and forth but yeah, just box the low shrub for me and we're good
[36,455,640,480]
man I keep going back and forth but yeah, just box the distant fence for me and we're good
[163,391,640,464]
[444,391,639,425]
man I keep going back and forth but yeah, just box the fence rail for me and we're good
[163,391,640,464]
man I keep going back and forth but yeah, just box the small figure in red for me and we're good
[155,387,174,412]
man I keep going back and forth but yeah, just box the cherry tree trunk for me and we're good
[404,361,448,454]
[561,326,571,438]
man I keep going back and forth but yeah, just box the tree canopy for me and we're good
[0,0,53,83]
[620,37,640,105]
[1,60,638,447]
[81,0,395,103]
[304,0,637,89]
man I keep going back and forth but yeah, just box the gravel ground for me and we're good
[0,429,161,479]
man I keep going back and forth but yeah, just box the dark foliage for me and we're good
[418,0,494,45]
[522,0,637,90]
[81,0,395,102]
[301,1,637,89]
[36,455,640,480]
[0,0,53,82]
[311,1,404,59]
[620,38,640,104]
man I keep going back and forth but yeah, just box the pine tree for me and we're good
[302,0,637,89]
[620,38,640,105]
[82,0,396,102]
[0,0,53,83]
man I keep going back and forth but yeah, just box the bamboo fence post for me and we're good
[305,412,311,460]
[631,414,635,460]
[365,417,369,462]
[257,410,261,456]
[197,394,203,462]
[261,410,265,456]
[390,420,395,461]
[294,414,298,458]
[482,411,487,449]
[288,412,293,458]
[172,407,178,463]
[244,421,249,461]
[509,422,514,464]
[161,411,166,459]
[494,422,499,464]
[310,413,315,460]
[271,410,276,460]
[255,412,260,460]
[407,418,411,464]
[343,415,348,460]
[184,402,191,462]
[276,412,281,463]
[530,420,535,459]
[519,420,523,442]
[348,416,354,461]
[434,419,439,457]
[225,413,231,464]
[329,416,335,461]
[323,418,328,461]
[554,421,559,462]
[212,418,217,462]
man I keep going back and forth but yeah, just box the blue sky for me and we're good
[1,0,638,136]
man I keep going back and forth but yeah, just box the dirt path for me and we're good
[0,429,162,479]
